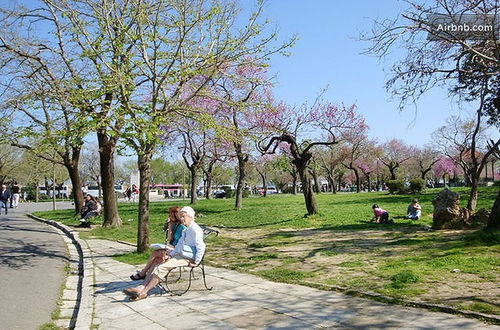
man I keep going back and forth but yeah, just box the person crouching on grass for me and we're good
[371,204,393,224]
[123,206,206,301]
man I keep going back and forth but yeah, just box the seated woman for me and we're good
[78,195,100,228]
[371,204,392,224]
[405,199,422,220]
[124,206,206,301]
[129,206,185,280]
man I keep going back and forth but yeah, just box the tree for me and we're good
[202,138,230,199]
[365,0,500,217]
[260,100,365,215]
[0,144,22,184]
[80,146,102,197]
[213,61,274,209]
[432,115,500,211]
[316,146,344,193]
[379,139,414,180]
[179,120,207,205]
[414,146,440,180]
[433,156,458,186]
[340,126,371,193]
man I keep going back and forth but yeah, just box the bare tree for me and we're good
[260,101,365,215]
[433,115,500,211]
[379,139,414,180]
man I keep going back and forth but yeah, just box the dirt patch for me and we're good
[208,227,500,315]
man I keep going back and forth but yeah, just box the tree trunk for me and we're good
[205,174,213,200]
[366,174,371,192]
[389,167,397,180]
[466,176,479,212]
[488,189,500,229]
[189,167,198,204]
[353,168,361,193]
[259,172,267,197]
[310,169,321,194]
[64,148,84,215]
[297,165,318,215]
[137,149,153,253]
[291,172,298,195]
[35,181,39,202]
[234,146,248,210]
[97,131,122,227]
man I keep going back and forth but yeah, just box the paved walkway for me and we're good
[86,239,498,329]
[0,203,70,329]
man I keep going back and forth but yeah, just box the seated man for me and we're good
[123,206,206,301]
[405,199,422,220]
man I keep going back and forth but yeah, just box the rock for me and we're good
[432,188,470,230]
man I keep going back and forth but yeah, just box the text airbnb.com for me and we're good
[436,23,493,33]
[427,14,499,40]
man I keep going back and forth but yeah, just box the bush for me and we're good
[386,180,405,194]
[390,270,420,288]
[242,190,250,198]
[409,178,426,194]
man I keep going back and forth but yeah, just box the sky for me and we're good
[252,0,483,147]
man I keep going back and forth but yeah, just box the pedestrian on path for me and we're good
[123,206,205,301]
[11,183,20,208]
[1,184,11,215]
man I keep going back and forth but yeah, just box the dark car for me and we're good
[214,190,226,198]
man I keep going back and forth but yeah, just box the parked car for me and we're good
[214,190,226,198]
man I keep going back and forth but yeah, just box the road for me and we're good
[0,202,73,329]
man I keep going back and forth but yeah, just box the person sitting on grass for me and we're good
[404,198,422,220]
[123,206,206,301]
[78,195,100,228]
[129,206,185,280]
[371,204,393,224]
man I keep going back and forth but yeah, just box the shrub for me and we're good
[390,270,420,288]
[242,190,250,198]
[386,180,405,194]
[409,178,426,194]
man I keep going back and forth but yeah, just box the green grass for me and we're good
[257,267,316,283]
[39,323,59,330]
[33,186,500,315]
[34,187,498,243]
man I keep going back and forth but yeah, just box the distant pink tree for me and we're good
[379,139,415,180]
[259,100,365,215]
[214,60,273,210]
[433,156,458,185]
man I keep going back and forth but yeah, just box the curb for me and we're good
[28,214,94,330]
[301,281,500,325]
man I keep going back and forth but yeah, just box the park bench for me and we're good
[159,225,219,296]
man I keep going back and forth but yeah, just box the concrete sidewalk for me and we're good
[85,239,498,329]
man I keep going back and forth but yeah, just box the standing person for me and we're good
[405,199,422,220]
[129,206,185,280]
[1,185,11,215]
[123,206,206,301]
[131,184,139,202]
[124,185,132,202]
[11,183,20,208]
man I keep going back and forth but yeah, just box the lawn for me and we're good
[34,186,500,315]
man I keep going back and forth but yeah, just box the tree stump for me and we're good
[432,188,470,229]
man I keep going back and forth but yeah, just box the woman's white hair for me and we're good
[180,206,195,219]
